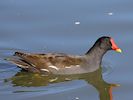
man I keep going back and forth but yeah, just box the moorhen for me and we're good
[7,36,122,75]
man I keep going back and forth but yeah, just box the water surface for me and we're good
[0,0,133,100]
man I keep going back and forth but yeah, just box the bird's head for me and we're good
[96,36,122,53]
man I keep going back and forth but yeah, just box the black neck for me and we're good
[85,45,108,64]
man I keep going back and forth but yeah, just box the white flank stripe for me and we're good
[49,65,59,70]
[65,65,80,68]
[76,65,80,67]
[41,69,49,72]
[65,67,71,68]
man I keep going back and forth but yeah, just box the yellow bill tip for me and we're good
[115,48,122,53]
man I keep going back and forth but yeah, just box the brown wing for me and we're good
[8,52,83,71]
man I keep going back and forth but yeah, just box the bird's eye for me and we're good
[100,38,109,43]
[104,38,109,42]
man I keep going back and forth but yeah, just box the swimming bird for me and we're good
[7,36,122,75]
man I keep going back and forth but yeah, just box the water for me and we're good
[0,0,133,100]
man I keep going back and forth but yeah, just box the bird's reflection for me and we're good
[6,67,118,100]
